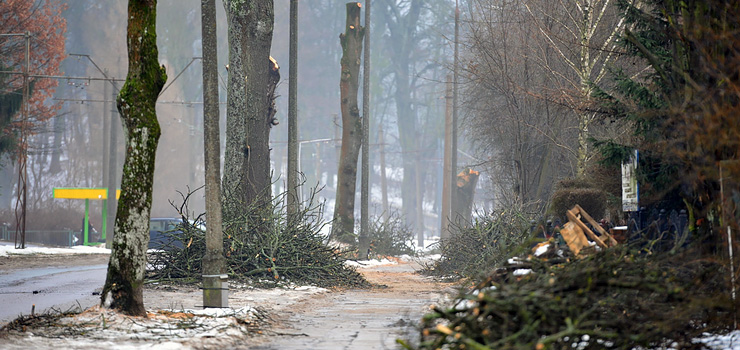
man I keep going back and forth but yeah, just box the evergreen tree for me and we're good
[594,0,740,248]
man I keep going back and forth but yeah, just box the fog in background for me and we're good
[0,0,481,239]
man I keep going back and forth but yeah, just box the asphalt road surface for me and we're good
[0,264,107,323]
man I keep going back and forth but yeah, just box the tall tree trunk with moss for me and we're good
[100,0,166,316]
[222,0,280,226]
[201,0,224,276]
[332,2,364,243]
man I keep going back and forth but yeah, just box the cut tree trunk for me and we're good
[332,2,364,244]
[222,0,279,225]
[101,0,166,316]
[453,168,479,226]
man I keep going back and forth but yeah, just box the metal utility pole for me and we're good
[441,75,453,241]
[105,88,119,249]
[359,0,372,259]
[379,125,389,223]
[103,71,110,204]
[334,113,340,189]
[67,54,124,248]
[415,153,423,247]
[102,70,111,242]
[287,0,299,216]
[451,0,460,228]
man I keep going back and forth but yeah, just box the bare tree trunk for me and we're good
[222,0,279,224]
[454,168,479,226]
[332,2,364,244]
[101,0,166,316]
[201,0,224,276]
[377,0,425,233]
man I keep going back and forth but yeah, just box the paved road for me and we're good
[0,264,107,323]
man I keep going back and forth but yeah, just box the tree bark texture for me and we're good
[201,0,225,275]
[222,0,279,224]
[453,168,479,226]
[101,0,166,316]
[332,2,364,243]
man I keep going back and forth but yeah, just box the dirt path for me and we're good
[250,262,452,350]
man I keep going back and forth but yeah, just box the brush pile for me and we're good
[147,190,369,288]
[367,212,416,257]
[403,242,735,349]
[425,209,534,280]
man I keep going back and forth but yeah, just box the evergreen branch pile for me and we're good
[367,211,416,257]
[404,244,734,349]
[424,209,534,280]
[147,189,369,288]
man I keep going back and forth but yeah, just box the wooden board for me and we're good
[560,222,590,256]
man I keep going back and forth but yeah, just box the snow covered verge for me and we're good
[696,331,740,350]
[343,254,441,270]
[0,241,111,257]
[344,257,398,268]
[0,280,332,350]
[0,242,334,349]
[1,305,261,350]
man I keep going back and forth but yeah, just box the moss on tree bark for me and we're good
[100,0,166,316]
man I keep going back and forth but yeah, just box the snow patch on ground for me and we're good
[0,241,110,257]
[344,258,397,268]
[3,305,258,349]
[696,330,740,349]
[534,243,550,256]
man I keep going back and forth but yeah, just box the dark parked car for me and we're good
[148,217,185,250]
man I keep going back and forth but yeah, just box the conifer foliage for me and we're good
[594,0,740,243]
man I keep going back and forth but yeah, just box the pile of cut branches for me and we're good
[367,211,416,257]
[147,189,369,288]
[402,242,735,349]
[424,209,534,279]
[0,310,77,335]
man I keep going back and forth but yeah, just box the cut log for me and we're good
[453,168,479,225]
